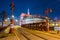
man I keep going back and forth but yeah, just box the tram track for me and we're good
[20,27,60,40]
[18,28,47,40]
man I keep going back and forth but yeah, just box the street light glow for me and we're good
[15,19,18,22]
[12,15,14,18]
[5,19,7,21]
[56,23,58,26]
[52,23,54,26]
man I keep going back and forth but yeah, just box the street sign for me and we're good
[54,27,60,30]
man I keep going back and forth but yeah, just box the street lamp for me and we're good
[15,19,18,25]
[45,16,49,31]
[5,19,7,22]
[12,15,14,18]
[52,23,54,26]
[15,19,18,22]
[44,8,52,32]
[56,23,58,26]
[10,2,15,33]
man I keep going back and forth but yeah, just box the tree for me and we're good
[0,10,7,27]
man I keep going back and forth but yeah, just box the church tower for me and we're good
[27,8,30,15]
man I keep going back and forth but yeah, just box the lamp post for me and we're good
[10,2,15,33]
[7,17,10,24]
[45,17,49,31]
[15,19,18,25]
[15,19,18,22]
[44,8,52,31]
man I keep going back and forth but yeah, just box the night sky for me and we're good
[0,0,60,20]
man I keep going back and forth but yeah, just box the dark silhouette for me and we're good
[0,10,7,28]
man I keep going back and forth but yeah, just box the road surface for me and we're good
[15,27,60,40]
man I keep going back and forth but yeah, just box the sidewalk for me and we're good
[0,26,19,40]
[0,30,19,40]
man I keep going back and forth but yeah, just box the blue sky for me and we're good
[0,0,60,19]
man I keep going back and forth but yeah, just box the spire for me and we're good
[27,8,30,15]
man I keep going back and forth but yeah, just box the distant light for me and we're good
[45,17,48,19]
[15,19,18,22]
[56,23,58,26]
[5,19,7,21]
[52,24,54,26]
[50,8,52,13]
[12,15,14,18]
[8,18,9,20]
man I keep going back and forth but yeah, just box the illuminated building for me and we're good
[19,8,58,31]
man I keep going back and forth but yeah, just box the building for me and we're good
[20,8,56,31]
